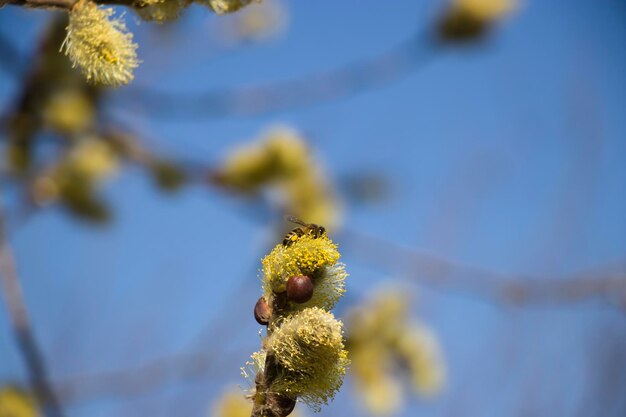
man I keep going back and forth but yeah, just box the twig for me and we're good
[53,347,243,404]
[0,206,66,417]
[4,0,134,10]
[120,30,442,119]
[0,30,27,77]
[339,228,626,308]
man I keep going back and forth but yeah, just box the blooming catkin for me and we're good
[247,222,349,416]
[261,234,345,309]
[269,307,349,408]
[64,0,139,86]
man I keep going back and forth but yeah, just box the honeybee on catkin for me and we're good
[282,216,326,247]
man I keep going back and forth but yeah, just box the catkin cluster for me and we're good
[31,137,119,221]
[215,126,339,230]
[62,0,262,86]
[346,291,446,415]
[246,226,348,416]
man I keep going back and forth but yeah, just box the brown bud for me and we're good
[254,297,271,325]
[286,275,314,303]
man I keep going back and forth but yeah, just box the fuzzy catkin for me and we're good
[64,0,139,86]
[268,307,349,409]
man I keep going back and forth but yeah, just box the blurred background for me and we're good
[1,0,625,417]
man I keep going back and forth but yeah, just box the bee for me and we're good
[282,216,326,247]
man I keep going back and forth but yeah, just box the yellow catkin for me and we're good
[261,234,344,310]
[222,0,287,43]
[396,325,446,396]
[347,291,446,415]
[134,0,191,23]
[65,137,118,181]
[42,89,94,134]
[0,387,38,417]
[216,126,340,229]
[269,307,349,409]
[64,0,139,86]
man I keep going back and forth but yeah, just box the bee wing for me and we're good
[285,215,309,227]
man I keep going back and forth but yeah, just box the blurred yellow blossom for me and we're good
[30,137,118,221]
[205,0,257,14]
[0,387,38,417]
[134,0,191,23]
[215,126,339,229]
[211,389,251,417]
[66,137,118,181]
[218,0,288,44]
[455,0,517,21]
[346,290,446,415]
[212,387,306,417]
[439,0,518,41]
[42,89,94,134]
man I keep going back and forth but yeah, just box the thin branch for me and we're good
[4,0,134,10]
[53,347,244,404]
[0,206,66,417]
[339,228,626,308]
[0,30,27,77]
[120,30,442,119]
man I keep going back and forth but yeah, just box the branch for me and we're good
[120,30,441,119]
[53,347,243,404]
[0,30,27,77]
[0,207,66,417]
[339,228,626,308]
[97,124,626,310]
[4,0,134,10]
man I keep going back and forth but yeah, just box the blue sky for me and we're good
[1,1,626,416]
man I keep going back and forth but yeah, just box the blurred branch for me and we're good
[0,30,27,77]
[339,228,626,308]
[53,347,243,404]
[0,206,66,417]
[53,267,258,405]
[4,0,134,10]
[122,30,441,119]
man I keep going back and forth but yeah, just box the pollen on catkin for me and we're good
[64,0,139,86]
[269,307,349,409]
[261,234,345,310]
